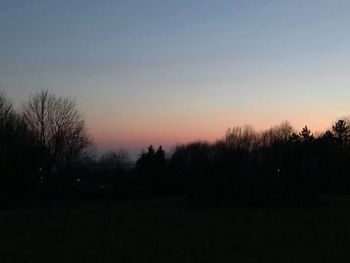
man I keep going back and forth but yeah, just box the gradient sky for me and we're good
[1,0,350,154]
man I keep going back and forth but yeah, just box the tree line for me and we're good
[2,89,350,208]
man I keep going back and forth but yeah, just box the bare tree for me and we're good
[260,121,294,146]
[23,90,91,180]
[225,125,258,152]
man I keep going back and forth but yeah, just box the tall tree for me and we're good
[23,90,91,181]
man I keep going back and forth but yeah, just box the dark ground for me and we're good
[1,195,350,263]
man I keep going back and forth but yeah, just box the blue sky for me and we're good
[1,0,350,152]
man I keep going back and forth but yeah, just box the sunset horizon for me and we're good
[3,2,350,261]
[2,0,350,153]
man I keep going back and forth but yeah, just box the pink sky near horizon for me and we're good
[3,1,350,157]
[89,110,344,154]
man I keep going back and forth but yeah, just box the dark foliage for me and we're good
[2,89,350,208]
[163,120,350,207]
[0,91,41,207]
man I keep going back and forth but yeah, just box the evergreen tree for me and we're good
[332,120,349,144]
[299,125,314,141]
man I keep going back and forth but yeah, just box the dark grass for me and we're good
[1,196,350,263]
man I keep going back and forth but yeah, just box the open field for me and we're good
[1,196,350,263]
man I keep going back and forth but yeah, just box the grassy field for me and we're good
[1,196,350,263]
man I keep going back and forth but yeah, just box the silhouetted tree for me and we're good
[5,86,350,208]
[155,146,166,166]
[23,89,91,184]
[133,145,169,197]
[136,145,154,172]
[299,125,314,142]
[0,91,18,187]
[332,119,349,144]
[0,91,39,203]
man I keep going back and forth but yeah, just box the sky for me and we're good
[1,0,350,154]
